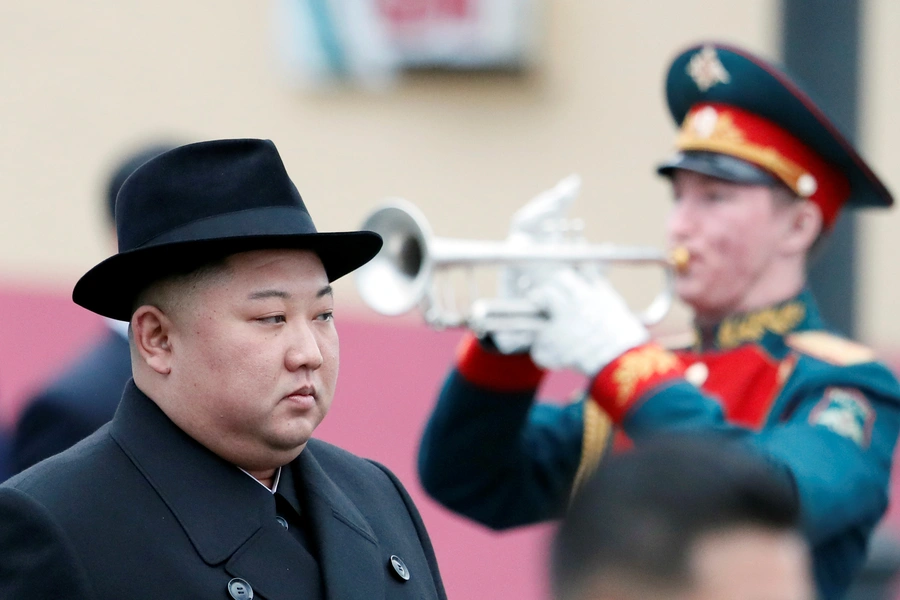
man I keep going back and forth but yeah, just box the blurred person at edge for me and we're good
[0,139,447,600]
[10,142,175,475]
[0,424,10,481]
[417,42,900,600]
[551,436,813,600]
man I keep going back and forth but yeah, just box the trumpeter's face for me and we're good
[666,170,801,320]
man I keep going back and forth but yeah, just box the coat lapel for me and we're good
[298,447,386,600]
[109,383,268,564]
[110,383,314,600]
[224,525,318,600]
[110,383,385,600]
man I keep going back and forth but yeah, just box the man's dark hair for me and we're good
[551,434,801,600]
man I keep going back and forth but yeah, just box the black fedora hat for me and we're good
[105,142,179,224]
[74,138,383,321]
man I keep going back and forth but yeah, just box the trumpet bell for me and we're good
[355,200,434,316]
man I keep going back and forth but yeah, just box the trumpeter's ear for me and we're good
[779,199,823,257]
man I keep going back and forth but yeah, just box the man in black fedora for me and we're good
[0,139,447,600]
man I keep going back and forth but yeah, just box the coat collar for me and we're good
[296,449,385,600]
[692,288,825,352]
[109,382,384,600]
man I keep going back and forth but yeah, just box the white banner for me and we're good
[273,0,540,90]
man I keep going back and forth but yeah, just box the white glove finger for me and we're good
[501,262,567,300]
[492,330,535,355]
[531,269,593,315]
[589,275,638,316]
[527,275,575,316]
[528,271,583,370]
[530,334,568,370]
[498,265,541,300]
[528,268,651,375]
[551,269,589,297]
[509,174,582,235]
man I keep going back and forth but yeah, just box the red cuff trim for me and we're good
[589,343,685,423]
[455,333,546,392]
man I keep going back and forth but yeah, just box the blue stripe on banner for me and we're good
[307,0,348,75]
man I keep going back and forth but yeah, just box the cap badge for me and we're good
[687,45,731,92]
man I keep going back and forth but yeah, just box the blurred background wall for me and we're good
[1,1,899,599]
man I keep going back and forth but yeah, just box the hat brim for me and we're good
[656,151,778,186]
[74,207,382,321]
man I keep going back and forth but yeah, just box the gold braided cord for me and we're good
[570,399,612,502]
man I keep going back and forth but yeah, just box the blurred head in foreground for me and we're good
[551,437,813,600]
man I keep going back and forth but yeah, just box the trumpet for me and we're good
[354,198,679,334]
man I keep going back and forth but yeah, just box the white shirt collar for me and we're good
[239,466,282,493]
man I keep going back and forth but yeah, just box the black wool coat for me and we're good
[0,381,447,600]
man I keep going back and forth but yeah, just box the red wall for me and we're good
[3,283,900,598]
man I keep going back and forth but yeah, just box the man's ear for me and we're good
[780,200,823,257]
[131,305,174,375]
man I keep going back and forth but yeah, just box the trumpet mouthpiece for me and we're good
[670,247,690,273]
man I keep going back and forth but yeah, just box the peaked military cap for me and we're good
[657,42,893,228]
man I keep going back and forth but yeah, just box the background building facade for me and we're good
[1,2,899,598]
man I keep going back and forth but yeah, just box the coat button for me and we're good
[228,578,254,599]
[275,516,289,530]
[389,555,410,582]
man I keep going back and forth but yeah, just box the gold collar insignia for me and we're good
[710,301,807,350]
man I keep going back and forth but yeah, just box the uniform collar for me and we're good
[693,288,824,351]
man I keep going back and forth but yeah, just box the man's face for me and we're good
[688,527,814,600]
[666,170,797,320]
[165,249,338,470]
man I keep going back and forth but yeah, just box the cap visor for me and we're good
[657,151,778,186]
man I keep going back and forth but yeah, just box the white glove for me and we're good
[506,173,582,244]
[491,174,583,355]
[528,269,650,376]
